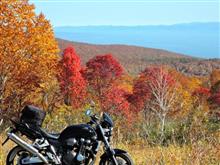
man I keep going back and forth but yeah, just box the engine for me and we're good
[62,138,94,165]
[58,124,97,165]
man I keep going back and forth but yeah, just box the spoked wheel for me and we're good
[6,146,30,165]
[100,152,134,165]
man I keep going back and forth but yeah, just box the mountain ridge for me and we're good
[55,21,220,28]
[54,22,219,59]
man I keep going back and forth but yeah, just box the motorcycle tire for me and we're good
[6,146,31,165]
[99,149,134,165]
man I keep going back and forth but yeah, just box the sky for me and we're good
[30,0,220,26]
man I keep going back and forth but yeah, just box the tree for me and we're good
[114,74,134,94]
[127,75,151,113]
[210,69,220,86]
[208,81,220,118]
[169,69,200,117]
[82,54,131,118]
[129,66,178,141]
[208,69,220,113]
[35,79,62,114]
[58,46,87,109]
[170,68,202,93]
[193,87,210,108]
[83,54,123,96]
[209,91,220,106]
[101,86,131,121]
[0,0,59,117]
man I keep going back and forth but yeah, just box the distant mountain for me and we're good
[57,38,220,76]
[55,22,220,59]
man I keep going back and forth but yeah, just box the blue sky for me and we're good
[30,0,219,26]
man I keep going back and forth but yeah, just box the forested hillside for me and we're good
[57,38,220,76]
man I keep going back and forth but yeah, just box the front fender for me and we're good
[100,148,127,160]
[99,149,134,165]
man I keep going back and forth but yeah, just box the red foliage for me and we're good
[83,54,124,94]
[101,86,131,120]
[193,87,210,97]
[82,54,132,119]
[192,87,211,107]
[128,66,175,112]
[127,76,151,113]
[209,91,220,106]
[58,46,87,108]
[142,67,175,87]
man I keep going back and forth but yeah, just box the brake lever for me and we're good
[92,114,99,121]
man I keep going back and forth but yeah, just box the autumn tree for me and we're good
[102,86,131,120]
[35,79,62,114]
[129,66,180,141]
[83,54,130,117]
[83,54,123,98]
[193,87,210,104]
[209,90,220,108]
[169,69,201,117]
[127,75,151,113]
[58,46,87,109]
[209,70,220,108]
[114,74,134,94]
[0,0,59,117]
[208,78,220,118]
[170,68,202,93]
[210,69,220,86]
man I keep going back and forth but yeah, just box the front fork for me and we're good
[98,125,118,165]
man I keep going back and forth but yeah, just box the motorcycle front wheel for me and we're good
[99,149,134,165]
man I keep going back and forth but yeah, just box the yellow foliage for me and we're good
[174,85,193,117]
[0,0,59,114]
[115,74,134,93]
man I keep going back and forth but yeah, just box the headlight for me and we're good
[103,127,113,138]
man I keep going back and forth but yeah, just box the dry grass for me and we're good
[0,135,15,165]
[1,134,219,165]
[115,142,220,165]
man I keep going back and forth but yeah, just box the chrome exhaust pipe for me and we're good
[7,132,49,164]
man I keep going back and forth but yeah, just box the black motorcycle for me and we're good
[2,105,134,165]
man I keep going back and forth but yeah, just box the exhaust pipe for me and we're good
[7,132,49,164]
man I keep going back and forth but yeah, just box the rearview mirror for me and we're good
[85,109,92,116]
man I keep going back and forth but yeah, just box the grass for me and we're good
[115,142,220,165]
[0,134,18,165]
[1,134,219,165]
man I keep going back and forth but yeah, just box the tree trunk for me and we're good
[160,114,166,144]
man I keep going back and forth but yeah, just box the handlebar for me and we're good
[87,114,100,126]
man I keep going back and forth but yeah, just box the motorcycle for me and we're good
[2,105,134,165]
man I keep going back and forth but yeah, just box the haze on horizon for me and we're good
[31,0,219,26]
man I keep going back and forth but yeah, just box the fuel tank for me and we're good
[59,124,97,141]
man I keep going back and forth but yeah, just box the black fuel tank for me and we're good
[59,124,97,141]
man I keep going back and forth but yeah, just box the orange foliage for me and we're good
[0,0,59,116]
[210,69,220,86]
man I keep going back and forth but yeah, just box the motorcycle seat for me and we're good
[39,128,60,140]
